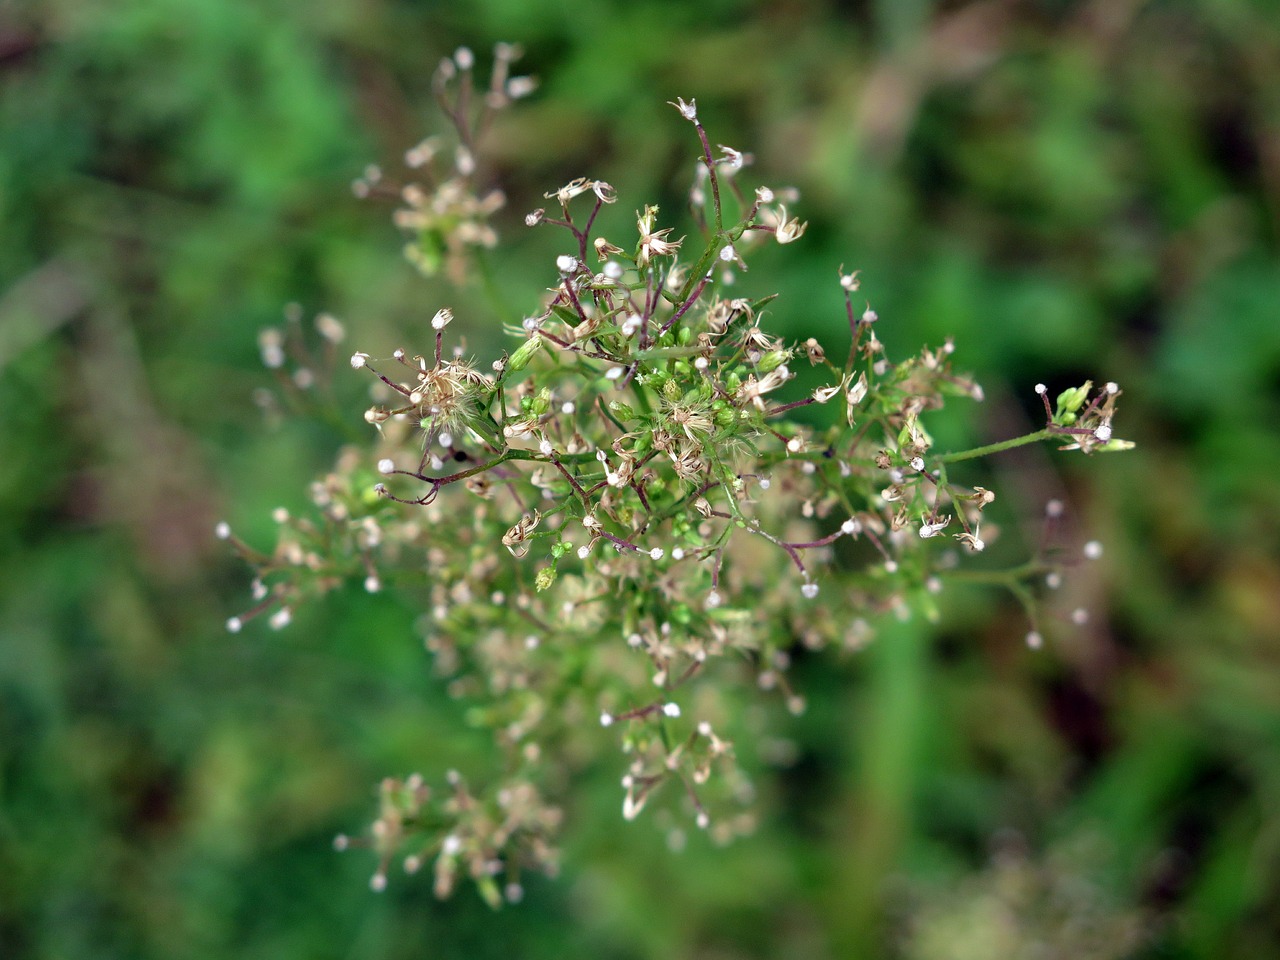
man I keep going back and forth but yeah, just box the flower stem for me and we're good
[934,428,1055,465]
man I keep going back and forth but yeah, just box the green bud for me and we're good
[677,326,693,346]
[1056,381,1092,416]
[550,541,569,560]
[673,359,691,376]
[508,334,544,372]
[663,380,681,402]
[758,349,791,374]
[530,388,552,416]
[715,407,736,427]
[724,371,742,392]
[609,400,636,421]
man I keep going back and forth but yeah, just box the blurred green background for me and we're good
[3,0,1279,957]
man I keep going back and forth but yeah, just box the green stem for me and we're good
[934,428,1055,464]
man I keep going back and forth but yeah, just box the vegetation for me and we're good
[3,2,1278,958]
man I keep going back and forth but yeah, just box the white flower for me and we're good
[774,205,808,244]
[431,308,453,330]
[919,518,950,538]
[669,97,698,121]
[350,352,369,369]
[556,254,577,273]
[649,547,664,561]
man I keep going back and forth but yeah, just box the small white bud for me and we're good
[438,431,453,448]
[1105,381,1119,394]
[909,456,925,472]
[861,306,878,323]
[377,458,395,475]
[1034,383,1048,395]
[1071,608,1089,625]
[561,401,576,414]
[605,366,624,381]
[538,438,553,455]
[801,582,819,599]
[1083,540,1104,560]
[719,244,736,262]
[369,873,387,893]
[577,545,591,560]
[350,352,369,369]
[671,547,685,560]
[333,834,350,851]
[269,607,292,630]
[696,811,710,830]
[600,712,614,727]
[841,518,860,535]
[364,576,381,594]
[1026,631,1043,650]
[662,702,681,718]
[603,260,624,280]
[649,547,664,561]
[441,834,461,856]
[507,76,537,98]
[1094,422,1112,442]
[225,616,242,633]
[215,521,231,540]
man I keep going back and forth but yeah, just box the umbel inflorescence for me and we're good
[220,46,1130,906]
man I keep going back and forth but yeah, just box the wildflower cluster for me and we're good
[221,52,1129,904]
